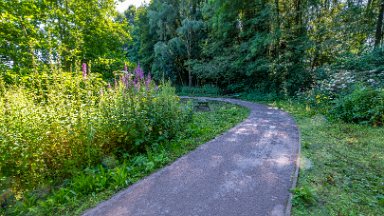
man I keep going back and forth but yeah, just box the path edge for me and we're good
[284,121,301,216]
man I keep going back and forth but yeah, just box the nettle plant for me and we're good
[0,65,192,196]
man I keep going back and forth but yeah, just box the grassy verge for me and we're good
[245,99,384,215]
[1,100,249,216]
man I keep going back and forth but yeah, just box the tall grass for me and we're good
[0,69,191,197]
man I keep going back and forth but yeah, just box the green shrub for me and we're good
[0,68,192,196]
[243,90,284,102]
[331,87,384,126]
[178,84,221,96]
[292,186,317,206]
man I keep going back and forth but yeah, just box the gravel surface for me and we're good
[83,98,300,216]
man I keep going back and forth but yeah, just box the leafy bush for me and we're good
[335,49,384,72]
[1,100,248,215]
[292,186,317,206]
[178,84,221,96]
[331,87,384,126]
[243,90,284,102]
[296,67,384,112]
[0,66,192,195]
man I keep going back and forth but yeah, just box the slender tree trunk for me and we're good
[374,1,384,48]
[188,65,192,87]
[274,0,280,57]
[188,49,192,87]
[188,29,192,87]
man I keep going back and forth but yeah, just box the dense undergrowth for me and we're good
[177,85,221,97]
[0,67,192,210]
[0,89,249,215]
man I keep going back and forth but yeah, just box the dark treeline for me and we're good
[127,0,384,95]
[1,0,383,95]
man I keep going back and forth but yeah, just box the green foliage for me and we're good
[126,0,383,96]
[101,155,119,169]
[292,186,317,206]
[0,70,191,197]
[127,0,205,85]
[331,87,384,126]
[1,100,249,215]
[0,0,129,76]
[242,90,284,102]
[242,97,384,215]
[335,49,384,72]
[178,85,221,97]
[292,107,384,215]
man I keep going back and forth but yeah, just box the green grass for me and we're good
[1,100,249,216]
[245,99,384,215]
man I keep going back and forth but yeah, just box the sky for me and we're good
[116,0,148,13]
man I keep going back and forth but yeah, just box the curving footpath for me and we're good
[83,98,300,216]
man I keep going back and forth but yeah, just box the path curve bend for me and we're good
[83,97,300,216]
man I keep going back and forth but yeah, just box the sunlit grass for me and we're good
[248,99,384,215]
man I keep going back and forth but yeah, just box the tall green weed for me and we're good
[0,67,191,197]
[331,87,384,126]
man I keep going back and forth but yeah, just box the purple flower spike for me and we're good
[147,73,152,82]
[134,64,144,80]
[145,73,152,90]
[124,64,128,72]
[121,75,126,85]
[121,74,131,88]
[82,63,87,78]
[107,83,112,89]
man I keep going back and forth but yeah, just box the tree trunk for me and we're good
[273,0,280,57]
[188,67,192,87]
[188,29,192,87]
[188,49,192,87]
[375,1,384,48]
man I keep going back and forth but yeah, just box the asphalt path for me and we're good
[83,97,300,216]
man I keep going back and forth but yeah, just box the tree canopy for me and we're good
[0,0,129,79]
[127,0,384,95]
[1,0,383,94]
